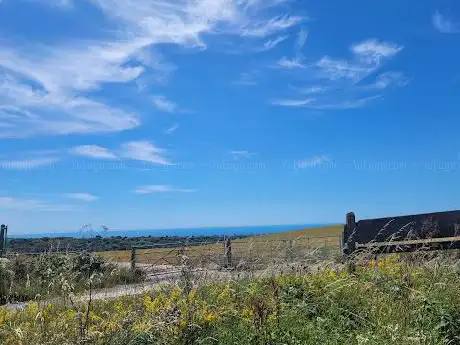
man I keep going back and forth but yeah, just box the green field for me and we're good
[99,225,344,266]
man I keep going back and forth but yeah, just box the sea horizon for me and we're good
[9,223,338,239]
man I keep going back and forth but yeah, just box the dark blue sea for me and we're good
[11,223,335,239]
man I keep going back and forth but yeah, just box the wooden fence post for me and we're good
[344,212,357,255]
[130,247,136,271]
[224,238,232,268]
[0,225,7,258]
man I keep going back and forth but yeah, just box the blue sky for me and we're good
[1,0,460,235]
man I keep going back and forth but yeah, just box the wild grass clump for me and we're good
[2,252,460,344]
[0,252,146,305]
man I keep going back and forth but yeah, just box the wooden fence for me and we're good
[343,210,460,255]
[126,234,341,270]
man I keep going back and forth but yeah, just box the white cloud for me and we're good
[229,150,256,160]
[241,15,304,37]
[0,75,140,138]
[257,35,289,52]
[0,0,303,137]
[298,86,327,94]
[351,39,403,64]
[70,141,171,164]
[297,155,331,168]
[433,11,460,34]
[165,123,180,135]
[272,98,315,107]
[0,157,57,170]
[309,95,383,110]
[271,38,404,110]
[0,196,75,212]
[120,141,171,165]
[315,56,370,81]
[71,145,117,159]
[134,185,195,194]
[315,39,403,82]
[64,193,99,202]
[277,57,306,69]
[365,72,409,89]
[152,95,178,113]
[296,28,308,51]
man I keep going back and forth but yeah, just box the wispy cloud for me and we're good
[351,39,403,64]
[241,15,304,37]
[271,38,404,110]
[70,141,171,164]
[297,86,327,94]
[0,75,140,138]
[296,28,308,51]
[229,150,256,160]
[0,157,58,170]
[48,0,73,9]
[134,185,195,194]
[364,72,409,89]
[257,35,289,52]
[233,71,259,86]
[272,98,315,107]
[297,155,331,168]
[433,11,460,34]
[64,193,99,202]
[315,56,370,81]
[277,57,306,69]
[307,95,383,110]
[0,0,303,137]
[71,145,117,160]
[0,196,75,212]
[120,141,171,165]
[152,95,178,113]
[165,123,180,135]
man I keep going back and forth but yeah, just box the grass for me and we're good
[0,252,146,305]
[98,225,344,266]
[2,251,460,345]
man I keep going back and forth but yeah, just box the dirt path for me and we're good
[2,262,309,312]
[1,267,240,312]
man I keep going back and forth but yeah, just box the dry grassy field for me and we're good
[98,224,344,266]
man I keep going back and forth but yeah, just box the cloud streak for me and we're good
[257,35,289,52]
[70,141,171,165]
[0,196,75,212]
[165,123,180,135]
[433,11,460,34]
[64,193,99,202]
[296,28,308,51]
[71,145,117,160]
[277,57,306,69]
[120,141,171,165]
[272,98,314,107]
[134,185,195,194]
[152,95,178,113]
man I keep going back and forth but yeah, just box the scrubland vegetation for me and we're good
[2,251,460,345]
[0,253,145,305]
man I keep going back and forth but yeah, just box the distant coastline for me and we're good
[10,223,336,239]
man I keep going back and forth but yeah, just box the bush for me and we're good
[0,252,146,305]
